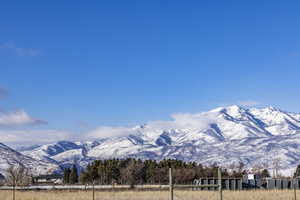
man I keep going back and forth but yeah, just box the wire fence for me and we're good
[0,167,299,200]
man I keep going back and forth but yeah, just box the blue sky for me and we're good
[1,1,300,145]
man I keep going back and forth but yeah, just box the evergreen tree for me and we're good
[69,165,79,184]
[63,168,71,184]
[79,169,89,184]
[294,165,300,178]
[261,169,271,178]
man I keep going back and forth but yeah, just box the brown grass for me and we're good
[0,189,298,200]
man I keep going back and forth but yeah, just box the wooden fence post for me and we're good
[169,168,173,200]
[218,167,223,200]
[12,177,16,200]
[92,180,95,200]
[12,184,15,200]
[294,178,297,200]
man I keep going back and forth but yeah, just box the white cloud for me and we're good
[86,126,137,139]
[0,110,46,127]
[0,129,71,147]
[149,112,217,130]
[84,111,218,140]
[237,100,261,107]
[0,43,39,56]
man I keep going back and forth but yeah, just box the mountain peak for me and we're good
[264,106,282,112]
[209,105,247,119]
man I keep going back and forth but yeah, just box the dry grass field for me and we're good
[0,190,298,200]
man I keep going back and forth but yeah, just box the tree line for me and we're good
[78,158,270,186]
[0,158,273,186]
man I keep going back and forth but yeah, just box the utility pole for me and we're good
[169,168,173,200]
[218,167,223,200]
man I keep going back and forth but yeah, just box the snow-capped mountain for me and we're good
[3,105,300,176]
[20,141,99,171]
[0,143,59,176]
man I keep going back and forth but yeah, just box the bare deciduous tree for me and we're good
[5,165,31,187]
[272,157,281,178]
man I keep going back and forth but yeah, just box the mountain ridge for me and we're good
[2,105,300,176]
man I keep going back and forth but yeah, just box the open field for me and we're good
[0,190,299,200]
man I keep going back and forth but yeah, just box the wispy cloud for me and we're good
[0,129,71,147]
[0,110,47,127]
[0,87,8,99]
[0,43,39,56]
[84,111,220,140]
[86,126,138,139]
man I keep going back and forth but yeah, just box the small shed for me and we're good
[33,174,63,185]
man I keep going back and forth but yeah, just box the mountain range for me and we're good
[1,105,300,176]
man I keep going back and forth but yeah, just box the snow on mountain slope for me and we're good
[21,140,104,170]
[249,107,300,135]
[22,141,82,160]
[0,143,59,176]
[14,105,300,176]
